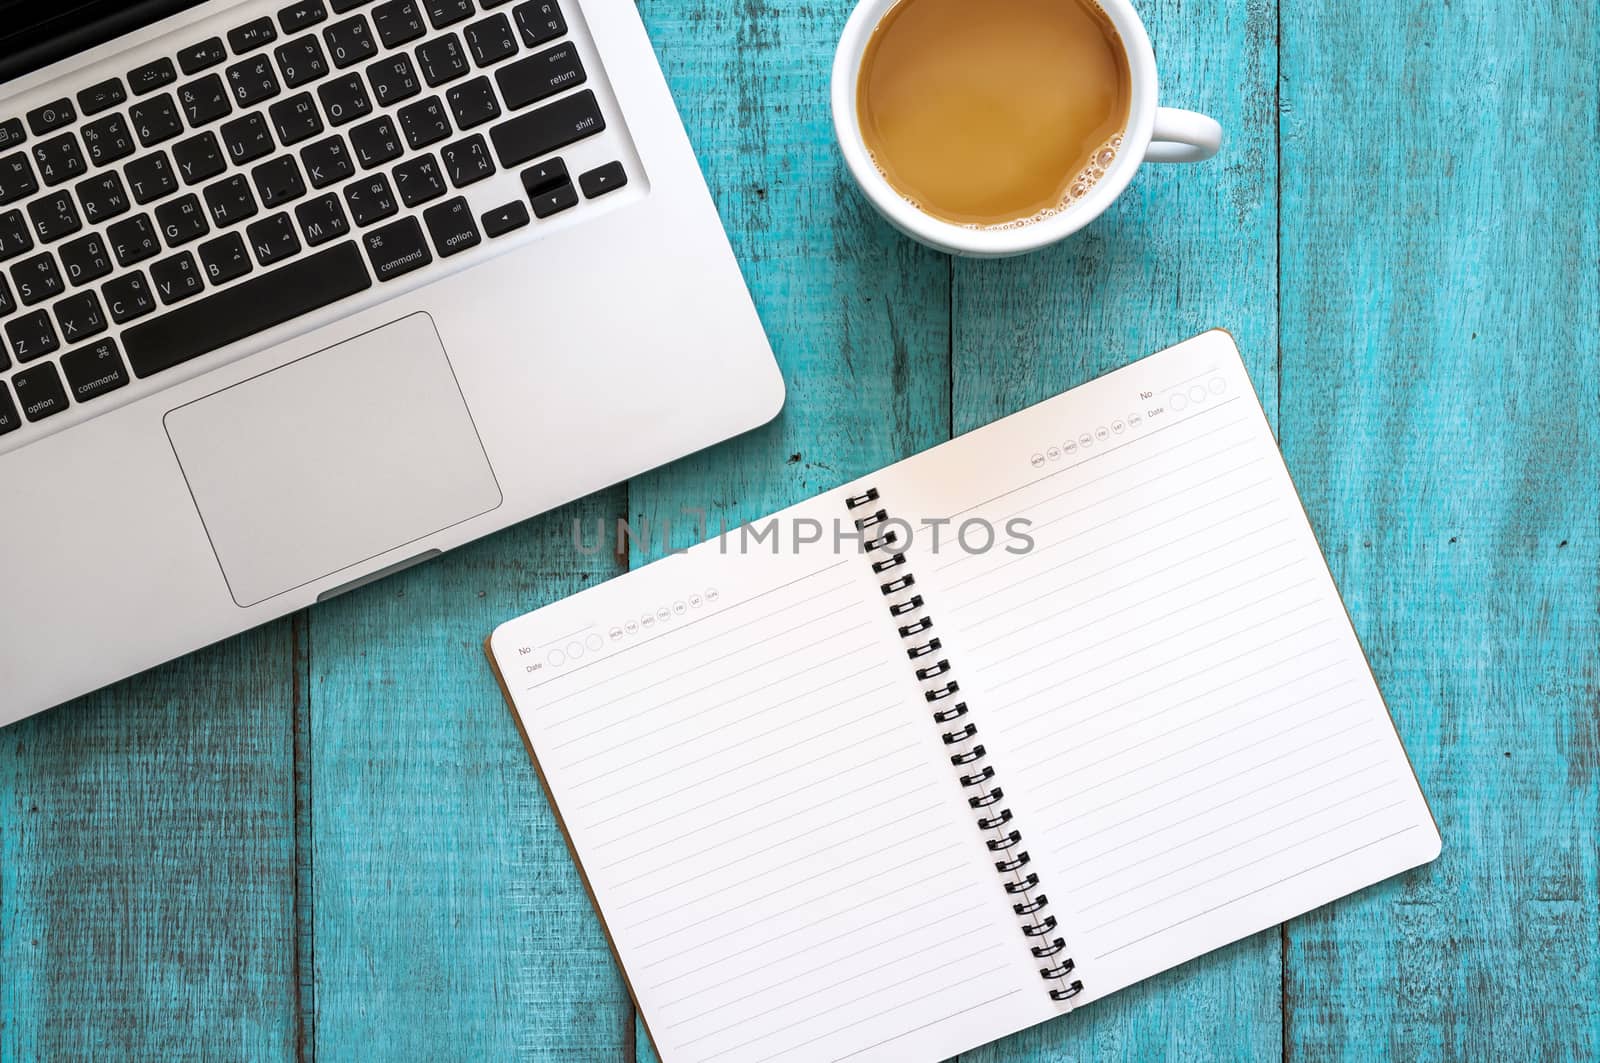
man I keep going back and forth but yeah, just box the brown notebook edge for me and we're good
[483,635,668,1061]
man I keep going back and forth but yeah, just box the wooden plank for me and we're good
[950,0,1282,1056]
[1278,0,1600,1056]
[627,2,952,1059]
[0,625,298,1060]
[306,492,633,1061]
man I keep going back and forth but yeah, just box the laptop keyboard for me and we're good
[0,0,628,440]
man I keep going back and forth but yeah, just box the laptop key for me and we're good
[393,153,446,206]
[61,339,130,402]
[578,160,625,198]
[221,111,275,164]
[422,196,478,256]
[53,289,107,343]
[343,173,397,225]
[229,17,279,54]
[156,194,209,247]
[129,58,178,95]
[0,152,39,205]
[32,132,87,186]
[103,270,157,323]
[122,241,372,377]
[28,192,81,242]
[247,212,302,265]
[75,171,132,225]
[301,134,354,187]
[178,37,228,75]
[276,35,330,89]
[0,210,31,260]
[0,273,10,316]
[199,231,253,284]
[78,78,128,115]
[26,99,75,136]
[325,15,379,68]
[12,361,69,421]
[270,93,326,146]
[173,131,227,183]
[416,33,469,87]
[279,0,329,33]
[331,0,373,10]
[0,118,24,150]
[373,0,427,48]
[177,74,233,128]
[398,96,451,149]
[81,114,136,166]
[446,76,500,129]
[295,192,349,245]
[317,74,372,126]
[424,0,474,30]
[465,14,517,67]
[511,0,565,47]
[125,151,178,203]
[107,214,161,266]
[529,179,575,218]
[496,42,584,110]
[440,133,492,187]
[131,94,184,146]
[367,54,421,106]
[487,89,602,168]
[253,155,308,207]
[6,308,59,362]
[362,215,431,280]
[519,155,565,194]
[226,56,282,107]
[480,199,528,237]
[11,252,63,304]
[350,116,403,168]
[59,231,113,285]
[0,384,19,434]
[150,250,204,304]
[204,173,259,226]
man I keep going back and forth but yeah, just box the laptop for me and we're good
[0,0,785,725]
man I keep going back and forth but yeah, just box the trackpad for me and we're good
[165,312,501,607]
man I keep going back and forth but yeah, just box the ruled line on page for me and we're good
[584,722,914,834]
[1068,752,1395,858]
[614,796,942,914]
[828,990,1026,1063]
[602,760,928,878]
[549,606,866,737]
[646,877,978,991]
[557,644,878,768]
[1091,825,1422,957]
[933,423,1255,574]
[524,559,853,693]
[654,893,987,1010]
[1073,772,1399,888]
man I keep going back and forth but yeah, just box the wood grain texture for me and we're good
[0,625,298,1060]
[951,0,1283,1058]
[304,492,631,1062]
[1278,0,1600,1058]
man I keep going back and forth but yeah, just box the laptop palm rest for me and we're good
[163,312,502,608]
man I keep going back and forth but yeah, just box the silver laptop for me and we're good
[0,0,784,725]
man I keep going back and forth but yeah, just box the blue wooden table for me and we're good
[3,0,1596,1058]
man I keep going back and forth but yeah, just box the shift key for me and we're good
[488,89,604,169]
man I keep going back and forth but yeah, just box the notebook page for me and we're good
[490,495,1054,1063]
[867,331,1440,1006]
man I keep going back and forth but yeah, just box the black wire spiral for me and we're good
[845,487,1084,1004]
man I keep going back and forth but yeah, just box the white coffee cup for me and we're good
[831,0,1223,257]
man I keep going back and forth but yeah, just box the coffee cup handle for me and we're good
[1145,108,1223,163]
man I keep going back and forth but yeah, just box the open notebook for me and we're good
[486,330,1440,1063]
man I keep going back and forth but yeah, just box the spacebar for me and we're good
[123,242,373,378]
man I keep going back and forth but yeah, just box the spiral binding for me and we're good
[845,487,1084,1004]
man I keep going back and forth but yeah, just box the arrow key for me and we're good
[578,160,625,200]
